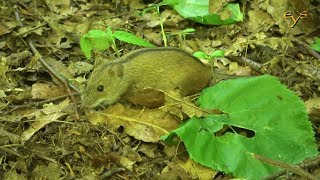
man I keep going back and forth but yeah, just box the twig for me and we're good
[300,41,320,60]
[227,55,264,73]
[2,92,80,114]
[62,80,80,120]
[13,7,80,93]
[264,155,320,180]
[253,153,316,180]
[0,144,23,157]
[163,91,226,115]
[100,167,126,179]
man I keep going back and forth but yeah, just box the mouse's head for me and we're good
[81,63,128,108]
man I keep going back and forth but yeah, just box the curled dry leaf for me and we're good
[85,103,180,143]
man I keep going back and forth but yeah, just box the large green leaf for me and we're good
[162,75,318,179]
[163,0,243,25]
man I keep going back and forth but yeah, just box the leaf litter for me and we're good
[0,0,320,179]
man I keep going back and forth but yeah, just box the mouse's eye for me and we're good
[97,85,104,92]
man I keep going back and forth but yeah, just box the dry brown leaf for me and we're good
[16,22,47,37]
[160,162,190,179]
[21,98,69,143]
[162,144,177,158]
[44,0,73,15]
[31,163,61,180]
[209,0,231,14]
[259,0,319,35]
[247,9,274,33]
[305,97,320,114]
[86,103,180,142]
[161,9,185,27]
[0,108,41,123]
[142,29,162,45]
[227,66,252,76]
[0,23,11,36]
[0,127,21,144]
[31,83,66,99]
[5,51,32,67]
[4,170,28,180]
[128,0,146,10]
[45,57,75,85]
[119,156,135,171]
[137,143,156,158]
[0,57,10,89]
[143,13,161,28]
[195,38,217,55]
[160,90,208,119]
[228,62,238,70]
[295,60,320,81]
[67,61,93,76]
[178,158,217,180]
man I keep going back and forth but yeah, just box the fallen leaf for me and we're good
[86,103,180,142]
[178,158,217,180]
[305,97,320,114]
[31,83,66,99]
[21,98,69,142]
[160,90,208,119]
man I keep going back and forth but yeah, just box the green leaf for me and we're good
[162,75,318,179]
[106,27,113,37]
[182,28,195,34]
[211,50,224,57]
[163,0,243,25]
[80,30,113,59]
[79,37,93,59]
[193,51,209,60]
[310,37,320,53]
[193,50,225,61]
[140,2,165,15]
[113,31,155,47]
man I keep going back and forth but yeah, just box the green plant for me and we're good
[80,27,155,59]
[140,2,169,47]
[310,37,320,53]
[168,28,195,41]
[193,50,225,61]
[163,0,243,25]
[139,0,243,46]
[162,75,318,179]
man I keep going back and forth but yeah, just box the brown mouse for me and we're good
[81,47,211,108]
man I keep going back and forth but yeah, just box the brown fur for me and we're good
[81,47,211,108]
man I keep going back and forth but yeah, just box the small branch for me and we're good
[62,80,80,120]
[163,91,226,116]
[13,7,80,93]
[100,167,126,179]
[264,155,320,180]
[253,153,316,180]
[2,92,80,114]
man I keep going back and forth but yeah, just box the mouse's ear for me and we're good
[108,63,124,77]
